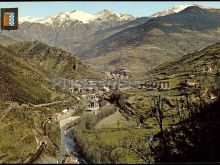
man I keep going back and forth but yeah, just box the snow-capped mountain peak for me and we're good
[19,9,135,26]
[98,9,114,13]
[95,9,135,22]
[37,10,96,25]
[96,9,117,16]
[96,9,121,20]
[150,4,213,18]
[19,16,41,23]
[67,10,96,23]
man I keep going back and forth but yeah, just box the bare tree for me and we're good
[151,95,164,135]
[106,132,152,164]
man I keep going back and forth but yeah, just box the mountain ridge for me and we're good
[150,4,213,18]
[7,41,99,79]
[5,9,136,56]
[80,6,220,76]
[146,42,220,79]
[19,9,135,25]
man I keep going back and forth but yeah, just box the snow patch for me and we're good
[19,16,41,23]
[150,4,214,18]
[19,9,135,26]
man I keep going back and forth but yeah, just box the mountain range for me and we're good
[81,6,220,76]
[2,5,220,77]
[1,4,220,164]
[19,9,134,25]
[3,9,135,54]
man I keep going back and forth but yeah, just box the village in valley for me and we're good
[50,63,219,118]
[2,2,220,164]
[53,59,220,163]
[49,68,173,115]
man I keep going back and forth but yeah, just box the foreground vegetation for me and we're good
[72,43,220,163]
[0,102,60,163]
[0,42,98,163]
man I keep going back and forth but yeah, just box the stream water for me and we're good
[64,128,87,164]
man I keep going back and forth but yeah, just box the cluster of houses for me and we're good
[103,68,133,80]
[81,93,100,112]
[76,80,171,112]
[50,77,172,113]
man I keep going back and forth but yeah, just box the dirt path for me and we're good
[33,100,72,108]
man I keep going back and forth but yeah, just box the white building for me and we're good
[81,93,100,112]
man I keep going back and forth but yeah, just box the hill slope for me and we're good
[148,42,220,78]
[73,17,150,55]
[81,6,220,76]
[0,33,24,47]
[8,41,99,79]
[0,41,99,104]
[0,44,53,104]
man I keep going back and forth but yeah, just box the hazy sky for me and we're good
[0,1,220,18]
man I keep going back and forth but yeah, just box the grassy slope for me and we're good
[8,41,100,79]
[0,33,24,47]
[0,40,100,163]
[0,44,63,163]
[94,110,136,129]
[0,102,60,163]
[0,44,57,104]
[147,42,220,78]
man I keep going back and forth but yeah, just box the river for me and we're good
[64,128,87,164]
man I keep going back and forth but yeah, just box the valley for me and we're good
[1,2,220,164]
